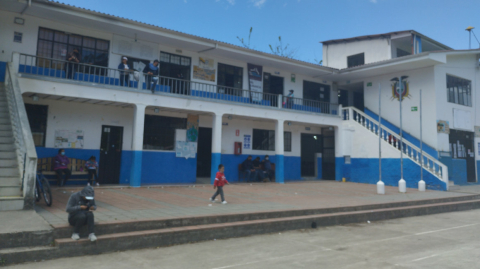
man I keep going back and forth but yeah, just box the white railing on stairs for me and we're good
[342,107,448,185]
[4,62,37,208]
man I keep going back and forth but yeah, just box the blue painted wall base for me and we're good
[275,155,284,184]
[129,151,142,187]
[211,153,222,184]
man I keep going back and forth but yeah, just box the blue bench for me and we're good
[19,65,65,78]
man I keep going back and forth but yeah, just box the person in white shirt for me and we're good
[118,56,130,87]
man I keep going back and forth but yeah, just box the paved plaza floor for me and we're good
[35,181,474,226]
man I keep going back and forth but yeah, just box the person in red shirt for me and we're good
[210,164,229,204]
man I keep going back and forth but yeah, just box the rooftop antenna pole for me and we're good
[466,26,474,49]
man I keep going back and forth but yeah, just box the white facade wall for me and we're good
[434,54,480,153]
[322,38,391,69]
[359,67,438,149]
[22,98,134,151]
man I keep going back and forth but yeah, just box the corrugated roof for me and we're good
[34,0,335,71]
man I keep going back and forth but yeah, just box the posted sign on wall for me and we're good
[243,135,251,149]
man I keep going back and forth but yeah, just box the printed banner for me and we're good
[175,141,197,159]
[437,120,450,134]
[193,66,215,82]
[243,135,251,149]
[186,114,199,142]
[55,130,84,148]
[247,63,263,102]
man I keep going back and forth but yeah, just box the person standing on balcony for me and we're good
[285,90,294,109]
[53,149,71,187]
[118,56,131,87]
[65,48,81,79]
[143,59,159,93]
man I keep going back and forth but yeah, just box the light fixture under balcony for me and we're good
[154,108,159,113]
[32,94,39,101]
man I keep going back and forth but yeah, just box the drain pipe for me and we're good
[20,0,32,15]
[198,43,218,53]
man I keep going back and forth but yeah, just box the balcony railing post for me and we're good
[338,104,342,116]
[278,94,283,109]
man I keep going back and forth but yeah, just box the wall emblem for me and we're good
[391,80,411,101]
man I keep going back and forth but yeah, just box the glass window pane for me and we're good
[83,37,96,48]
[54,31,68,43]
[52,43,67,60]
[39,28,54,40]
[81,48,95,64]
[160,52,170,62]
[37,40,53,58]
[170,55,180,65]
[181,58,190,66]
[69,34,82,46]
[95,50,109,67]
[96,40,109,50]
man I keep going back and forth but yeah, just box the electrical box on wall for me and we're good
[234,142,242,155]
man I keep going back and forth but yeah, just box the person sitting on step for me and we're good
[66,185,97,242]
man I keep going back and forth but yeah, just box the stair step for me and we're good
[0,178,21,187]
[0,197,24,211]
[0,167,20,176]
[0,124,12,131]
[0,246,57,266]
[0,159,18,167]
[0,130,13,137]
[0,186,22,197]
[0,144,15,151]
[0,137,15,145]
[0,118,11,124]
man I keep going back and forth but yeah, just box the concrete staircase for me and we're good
[0,83,23,211]
[2,194,480,266]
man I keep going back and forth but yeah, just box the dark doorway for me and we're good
[353,91,364,111]
[338,90,348,107]
[322,128,335,180]
[196,127,212,178]
[303,81,330,103]
[301,133,322,177]
[159,51,191,95]
[449,129,476,182]
[99,125,124,184]
[263,73,284,107]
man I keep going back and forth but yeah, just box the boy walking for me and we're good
[210,164,229,204]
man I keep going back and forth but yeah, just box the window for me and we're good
[159,52,191,80]
[143,115,186,150]
[253,129,275,151]
[447,75,471,106]
[14,32,22,43]
[303,81,330,103]
[347,53,364,68]
[36,27,110,72]
[217,63,243,95]
[284,132,292,152]
[25,104,48,147]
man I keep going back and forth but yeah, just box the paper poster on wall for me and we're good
[175,141,197,159]
[54,130,84,148]
[243,135,251,149]
[193,66,216,82]
[186,114,199,142]
[247,63,263,102]
[436,120,450,134]
[474,126,480,137]
[199,57,214,69]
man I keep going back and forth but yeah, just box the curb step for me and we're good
[0,195,480,264]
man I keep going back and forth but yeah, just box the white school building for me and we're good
[1,0,479,209]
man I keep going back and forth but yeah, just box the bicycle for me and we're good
[35,170,53,207]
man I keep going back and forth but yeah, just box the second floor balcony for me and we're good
[14,53,340,117]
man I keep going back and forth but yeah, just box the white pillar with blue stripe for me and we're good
[130,104,146,187]
[275,119,285,183]
[210,113,223,184]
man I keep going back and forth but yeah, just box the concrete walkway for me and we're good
[35,181,473,226]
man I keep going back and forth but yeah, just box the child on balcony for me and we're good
[85,156,99,186]
[210,164,229,204]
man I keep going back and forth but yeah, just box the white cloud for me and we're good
[226,0,235,5]
[251,0,267,8]
[370,0,377,3]
[184,0,187,3]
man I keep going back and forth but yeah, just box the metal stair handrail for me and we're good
[343,107,448,184]
[5,62,37,209]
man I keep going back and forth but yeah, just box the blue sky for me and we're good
[59,0,480,63]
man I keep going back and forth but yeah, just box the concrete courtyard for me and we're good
[35,181,474,226]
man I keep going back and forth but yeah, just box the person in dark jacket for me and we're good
[118,56,131,87]
[242,156,257,182]
[66,185,97,241]
[252,157,265,182]
[65,48,81,79]
[262,155,274,182]
[53,149,71,187]
[143,59,159,93]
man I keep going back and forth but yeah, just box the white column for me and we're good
[130,104,146,187]
[210,113,223,184]
[275,120,285,183]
